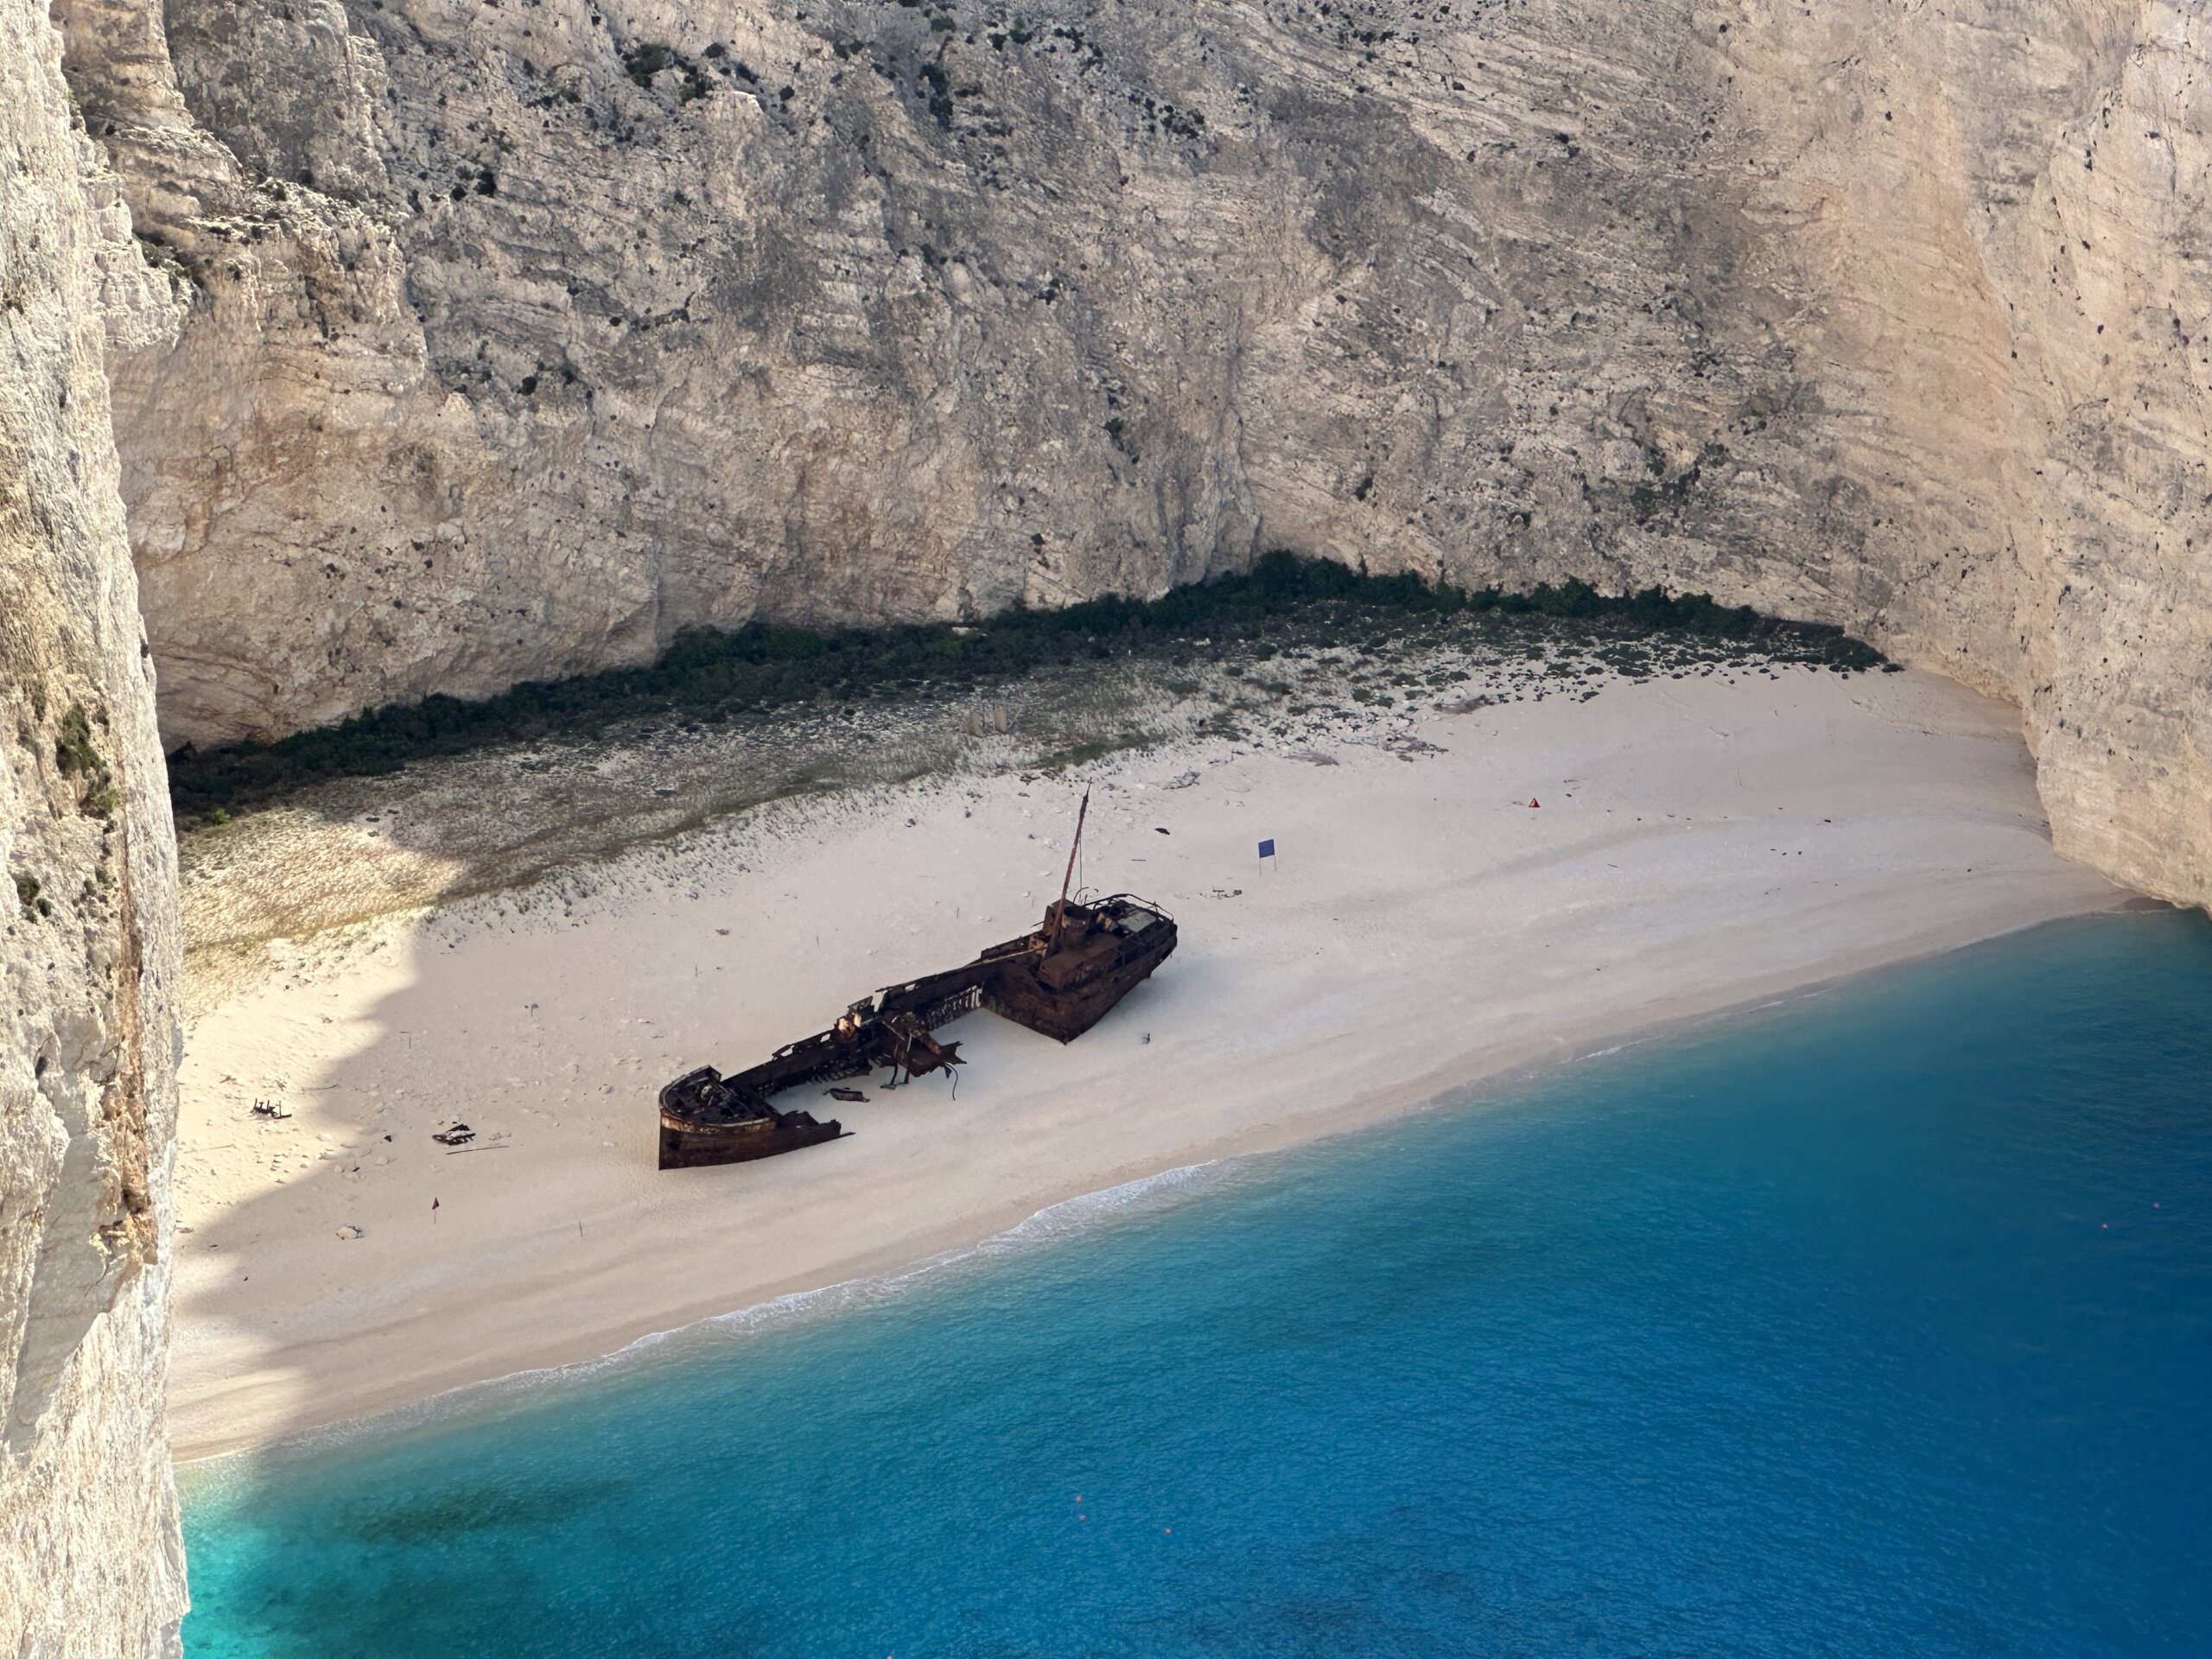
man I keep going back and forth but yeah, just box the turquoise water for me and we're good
[182,911,2212,1657]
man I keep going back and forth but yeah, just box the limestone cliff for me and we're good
[54,0,2212,909]
[1,0,188,1649]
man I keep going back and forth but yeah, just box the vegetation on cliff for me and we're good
[165,553,1883,824]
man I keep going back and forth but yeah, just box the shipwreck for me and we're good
[658,790,1178,1169]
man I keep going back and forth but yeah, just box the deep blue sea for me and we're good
[181,910,2212,1657]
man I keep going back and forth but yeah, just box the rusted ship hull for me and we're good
[656,1064,848,1169]
[658,887,1176,1170]
[658,1107,844,1169]
[981,900,1179,1043]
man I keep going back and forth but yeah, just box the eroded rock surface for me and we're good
[54,0,2212,907]
[1,0,188,1648]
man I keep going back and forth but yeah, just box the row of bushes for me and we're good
[166,553,1883,823]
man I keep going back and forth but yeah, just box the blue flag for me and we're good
[1258,839,1276,859]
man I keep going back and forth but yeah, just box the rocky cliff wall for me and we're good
[55,0,2212,909]
[1,0,188,1649]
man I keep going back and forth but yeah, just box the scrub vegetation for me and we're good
[165,553,1884,826]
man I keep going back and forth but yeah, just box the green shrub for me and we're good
[622,42,710,101]
[55,706,99,777]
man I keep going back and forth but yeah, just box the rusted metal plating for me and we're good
[658,792,1177,1169]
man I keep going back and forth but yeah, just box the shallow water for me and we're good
[181,910,2212,1656]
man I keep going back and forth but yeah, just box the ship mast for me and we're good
[1046,785,1091,957]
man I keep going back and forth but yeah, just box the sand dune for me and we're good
[168,669,2125,1458]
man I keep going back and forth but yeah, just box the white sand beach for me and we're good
[168,668,2126,1458]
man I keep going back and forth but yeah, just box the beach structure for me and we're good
[658,792,1178,1168]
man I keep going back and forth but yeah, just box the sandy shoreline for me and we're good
[168,668,2125,1459]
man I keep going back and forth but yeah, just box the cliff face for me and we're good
[1,0,189,1649]
[1719,3,2212,918]
[0,3,2196,1631]
[54,0,2212,908]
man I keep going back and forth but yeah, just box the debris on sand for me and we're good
[1382,734,1446,760]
